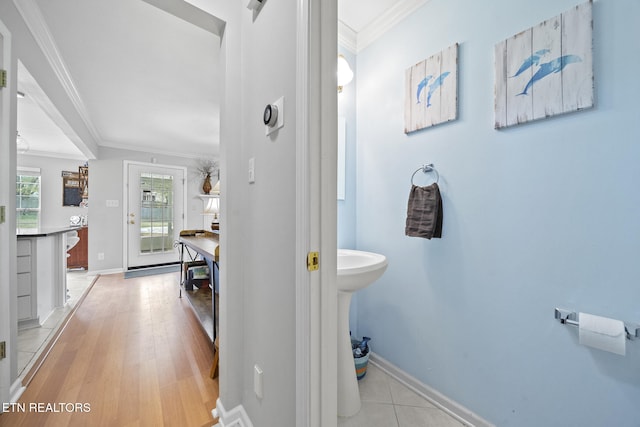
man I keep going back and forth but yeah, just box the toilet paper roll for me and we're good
[578,312,626,356]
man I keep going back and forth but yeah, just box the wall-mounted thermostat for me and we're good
[263,104,278,127]
[264,96,284,136]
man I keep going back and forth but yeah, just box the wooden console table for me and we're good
[177,230,219,342]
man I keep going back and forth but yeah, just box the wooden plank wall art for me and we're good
[494,1,593,129]
[405,43,458,133]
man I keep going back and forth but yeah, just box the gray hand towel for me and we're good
[405,183,443,239]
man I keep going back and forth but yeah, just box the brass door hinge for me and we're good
[0,341,6,360]
[307,252,319,271]
[0,70,7,88]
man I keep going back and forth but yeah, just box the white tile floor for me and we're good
[17,271,95,379]
[338,363,466,427]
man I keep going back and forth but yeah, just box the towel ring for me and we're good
[411,164,439,186]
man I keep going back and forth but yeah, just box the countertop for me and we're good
[17,225,84,238]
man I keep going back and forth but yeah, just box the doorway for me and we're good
[125,162,186,269]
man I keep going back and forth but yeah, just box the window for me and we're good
[139,172,174,253]
[16,168,41,230]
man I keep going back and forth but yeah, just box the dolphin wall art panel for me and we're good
[494,1,593,129]
[404,43,458,134]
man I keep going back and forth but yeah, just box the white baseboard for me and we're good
[10,378,25,404]
[88,268,123,276]
[17,318,40,331]
[212,398,254,427]
[370,353,495,427]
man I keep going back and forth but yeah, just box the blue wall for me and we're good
[338,46,357,251]
[344,0,640,425]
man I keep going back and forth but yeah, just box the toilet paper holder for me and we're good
[555,308,640,340]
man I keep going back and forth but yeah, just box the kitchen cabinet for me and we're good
[67,226,88,270]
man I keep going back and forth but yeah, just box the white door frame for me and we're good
[171,2,337,425]
[0,18,22,406]
[0,19,12,409]
[122,160,187,270]
[296,0,338,425]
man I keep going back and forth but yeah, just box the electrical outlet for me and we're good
[97,252,105,261]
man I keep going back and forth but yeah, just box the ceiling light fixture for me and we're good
[337,55,354,93]
[16,131,30,154]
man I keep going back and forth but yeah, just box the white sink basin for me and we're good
[336,249,388,417]
[337,249,388,293]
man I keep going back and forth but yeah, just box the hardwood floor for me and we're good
[0,272,218,427]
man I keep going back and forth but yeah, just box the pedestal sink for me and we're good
[337,249,388,417]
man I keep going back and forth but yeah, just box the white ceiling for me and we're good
[17,0,403,161]
[18,0,220,160]
[17,62,87,160]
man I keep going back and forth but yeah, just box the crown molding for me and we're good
[337,21,357,54]
[340,0,429,54]
[13,0,102,146]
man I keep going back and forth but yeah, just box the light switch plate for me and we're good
[248,157,255,183]
[254,364,263,399]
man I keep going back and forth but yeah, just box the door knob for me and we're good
[129,213,135,217]
[129,220,135,225]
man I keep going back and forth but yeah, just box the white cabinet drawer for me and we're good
[17,295,32,320]
[17,239,32,256]
[17,272,31,297]
[17,256,31,274]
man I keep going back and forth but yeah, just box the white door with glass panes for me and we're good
[126,163,185,268]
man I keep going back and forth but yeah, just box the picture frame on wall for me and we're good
[404,43,459,134]
[62,171,82,206]
[494,1,593,129]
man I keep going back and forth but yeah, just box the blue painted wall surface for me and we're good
[338,46,357,251]
[346,0,640,425]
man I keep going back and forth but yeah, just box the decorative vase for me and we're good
[203,173,212,195]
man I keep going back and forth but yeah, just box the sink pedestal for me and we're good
[336,249,388,418]
[337,290,360,417]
